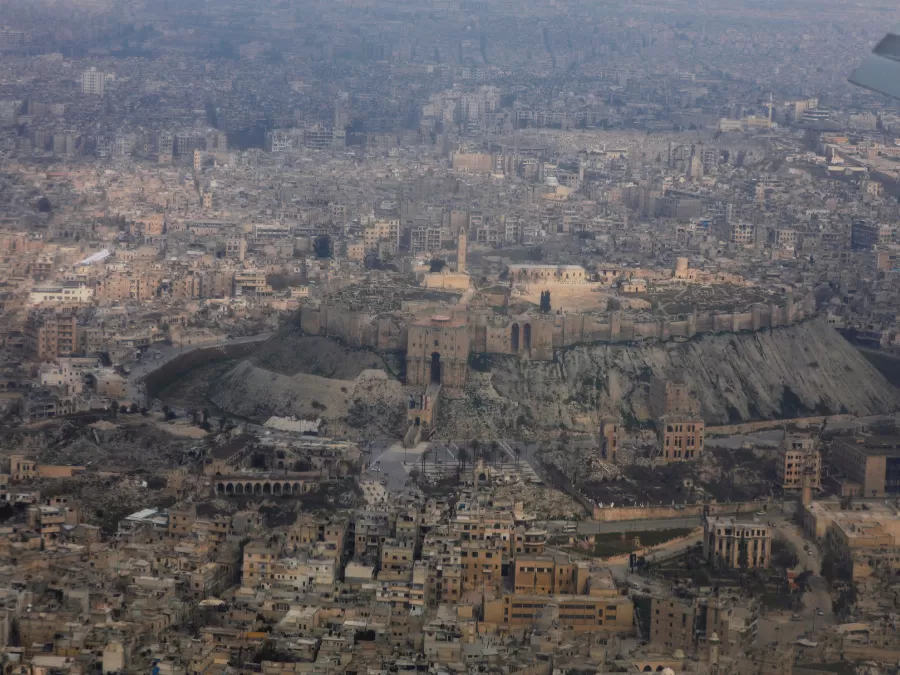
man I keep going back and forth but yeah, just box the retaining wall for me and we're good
[592,499,771,522]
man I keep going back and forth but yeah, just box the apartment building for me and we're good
[484,593,633,633]
[658,418,705,461]
[650,593,758,657]
[728,222,756,246]
[363,219,401,253]
[599,418,620,462]
[80,67,105,96]
[242,542,277,587]
[776,435,822,490]
[460,540,503,591]
[25,313,77,361]
[512,554,587,595]
[28,282,93,306]
[233,270,269,296]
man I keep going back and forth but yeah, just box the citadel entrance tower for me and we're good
[406,315,469,388]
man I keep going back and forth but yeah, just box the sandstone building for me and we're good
[703,517,771,569]
[830,435,900,498]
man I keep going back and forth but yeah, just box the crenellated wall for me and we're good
[295,292,817,362]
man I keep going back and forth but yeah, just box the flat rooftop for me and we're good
[833,436,900,457]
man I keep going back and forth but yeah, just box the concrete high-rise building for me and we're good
[851,220,893,251]
[81,68,105,97]
[158,132,174,164]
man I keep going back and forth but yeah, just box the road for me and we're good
[126,332,274,405]
[755,520,835,646]
[365,440,418,492]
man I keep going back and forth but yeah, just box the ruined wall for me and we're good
[592,500,771,522]
[296,292,817,361]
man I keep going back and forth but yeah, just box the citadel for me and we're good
[296,247,818,391]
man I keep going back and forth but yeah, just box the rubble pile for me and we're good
[0,417,193,472]
[493,481,585,520]
[338,370,407,439]
[436,373,528,440]
[43,473,176,533]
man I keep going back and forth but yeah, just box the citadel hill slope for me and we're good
[211,328,409,439]
[211,316,900,438]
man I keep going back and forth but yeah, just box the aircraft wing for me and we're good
[850,30,900,100]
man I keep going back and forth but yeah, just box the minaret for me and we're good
[708,632,721,675]
[801,469,813,508]
[457,228,467,274]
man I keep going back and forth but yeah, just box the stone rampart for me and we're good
[296,292,816,362]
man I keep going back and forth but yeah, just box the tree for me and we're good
[457,447,470,473]
[540,290,552,313]
[770,539,800,569]
[110,401,118,418]
[313,235,333,258]
[429,258,447,273]
[490,440,500,467]
[129,403,139,414]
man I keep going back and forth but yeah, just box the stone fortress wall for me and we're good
[296,291,817,362]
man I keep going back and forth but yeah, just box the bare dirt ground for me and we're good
[513,284,649,313]
[632,284,782,317]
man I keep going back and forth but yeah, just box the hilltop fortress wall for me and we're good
[297,292,817,361]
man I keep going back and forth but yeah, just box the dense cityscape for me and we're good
[4,0,900,673]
